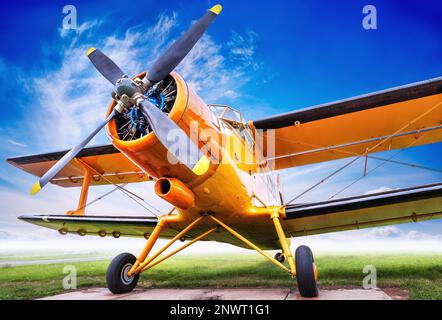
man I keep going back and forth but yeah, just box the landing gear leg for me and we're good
[106,217,168,294]
[270,208,318,298]
[106,215,216,295]
[270,209,296,275]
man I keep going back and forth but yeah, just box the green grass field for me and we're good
[1,253,441,300]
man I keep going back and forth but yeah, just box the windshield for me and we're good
[209,104,254,149]
[209,105,245,124]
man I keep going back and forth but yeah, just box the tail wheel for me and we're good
[106,253,139,294]
[295,245,318,298]
[274,252,285,263]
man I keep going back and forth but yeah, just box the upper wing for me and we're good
[251,77,442,170]
[6,144,150,187]
[282,183,442,237]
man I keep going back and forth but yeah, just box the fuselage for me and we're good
[105,72,284,248]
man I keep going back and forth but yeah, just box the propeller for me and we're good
[30,4,222,195]
[87,48,125,84]
[30,110,117,195]
[146,4,223,84]
[137,99,202,167]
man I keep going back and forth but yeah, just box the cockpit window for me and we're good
[209,105,245,124]
[209,104,254,149]
[210,105,225,118]
[240,125,255,148]
[222,108,243,123]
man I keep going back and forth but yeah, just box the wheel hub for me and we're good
[121,263,135,285]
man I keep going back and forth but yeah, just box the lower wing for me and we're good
[282,183,442,237]
[17,215,176,239]
[18,183,442,246]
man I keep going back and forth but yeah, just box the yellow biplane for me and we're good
[7,5,442,297]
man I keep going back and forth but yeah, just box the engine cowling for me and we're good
[105,71,222,184]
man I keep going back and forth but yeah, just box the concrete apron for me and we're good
[40,287,392,300]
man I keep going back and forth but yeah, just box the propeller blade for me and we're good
[30,110,117,195]
[87,48,125,85]
[146,4,222,83]
[137,99,202,168]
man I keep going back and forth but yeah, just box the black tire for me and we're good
[295,245,318,298]
[106,253,139,294]
[274,252,285,263]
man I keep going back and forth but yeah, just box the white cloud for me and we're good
[7,139,27,148]
[27,14,180,149]
[59,20,104,39]
[227,30,260,70]
[367,226,401,238]
[404,230,442,240]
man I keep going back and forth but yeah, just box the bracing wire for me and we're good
[76,184,127,212]
[328,129,442,200]
[284,156,361,206]
[77,183,161,218]
[273,136,442,174]
[284,101,442,206]
[328,150,405,200]
[75,159,163,217]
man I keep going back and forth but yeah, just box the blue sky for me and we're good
[0,0,441,253]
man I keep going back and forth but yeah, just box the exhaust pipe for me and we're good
[154,178,195,209]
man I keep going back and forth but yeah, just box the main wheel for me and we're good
[106,253,139,294]
[274,252,285,263]
[295,245,318,298]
